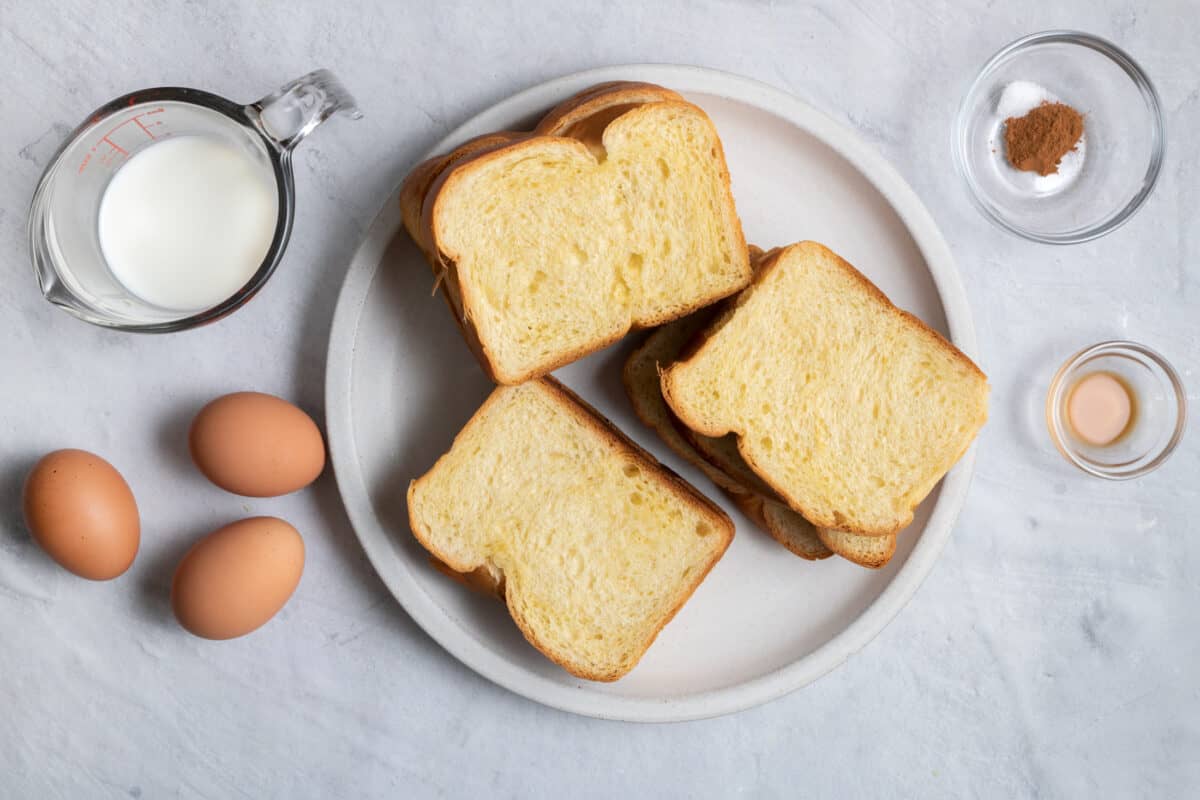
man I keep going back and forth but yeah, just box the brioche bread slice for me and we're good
[622,296,834,562]
[406,84,751,384]
[408,378,733,681]
[663,241,989,536]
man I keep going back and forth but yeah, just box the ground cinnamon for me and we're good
[1004,102,1084,176]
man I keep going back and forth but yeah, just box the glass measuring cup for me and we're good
[28,69,360,331]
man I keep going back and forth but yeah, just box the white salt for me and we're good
[995,80,1053,120]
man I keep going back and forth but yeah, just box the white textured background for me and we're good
[2,1,1197,797]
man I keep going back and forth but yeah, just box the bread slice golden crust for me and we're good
[816,528,897,570]
[679,415,899,564]
[537,82,685,134]
[683,428,777,499]
[663,241,989,536]
[428,556,505,599]
[408,377,733,682]
[760,502,840,561]
[403,82,750,384]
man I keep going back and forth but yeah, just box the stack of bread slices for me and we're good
[400,82,989,681]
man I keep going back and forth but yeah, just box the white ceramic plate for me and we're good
[326,65,978,722]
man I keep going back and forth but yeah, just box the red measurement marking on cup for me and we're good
[77,108,166,174]
[132,117,157,139]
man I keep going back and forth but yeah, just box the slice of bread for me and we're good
[622,294,834,562]
[403,83,751,384]
[408,377,733,682]
[663,241,989,536]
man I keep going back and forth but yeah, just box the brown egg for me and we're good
[22,449,140,580]
[171,516,305,640]
[189,392,325,497]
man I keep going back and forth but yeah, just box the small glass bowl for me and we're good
[1046,341,1186,479]
[955,31,1165,244]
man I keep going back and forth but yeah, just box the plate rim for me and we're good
[325,63,979,722]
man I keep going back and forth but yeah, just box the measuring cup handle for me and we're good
[248,69,361,151]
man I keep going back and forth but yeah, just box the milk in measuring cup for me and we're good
[97,135,278,311]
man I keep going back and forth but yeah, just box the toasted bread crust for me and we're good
[817,528,897,569]
[421,137,604,383]
[535,82,685,136]
[663,241,988,537]
[403,83,749,384]
[408,377,732,682]
[760,502,836,561]
[428,557,505,599]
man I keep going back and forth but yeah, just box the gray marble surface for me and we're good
[2,1,1197,797]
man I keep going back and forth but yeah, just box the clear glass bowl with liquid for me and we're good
[28,70,359,332]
